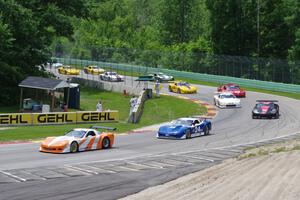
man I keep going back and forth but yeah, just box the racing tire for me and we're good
[70,142,79,153]
[185,129,191,139]
[177,88,181,94]
[252,115,256,119]
[203,126,209,135]
[275,112,279,119]
[102,137,110,149]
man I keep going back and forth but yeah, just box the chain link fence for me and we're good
[53,46,300,85]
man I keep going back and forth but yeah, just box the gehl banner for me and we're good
[0,111,118,126]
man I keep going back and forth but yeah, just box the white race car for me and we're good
[40,126,115,153]
[100,71,124,82]
[214,92,241,108]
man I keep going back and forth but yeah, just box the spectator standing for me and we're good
[96,100,103,112]
[155,80,161,97]
[63,103,68,112]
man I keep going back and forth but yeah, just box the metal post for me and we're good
[19,87,23,111]
[51,90,55,112]
[67,87,70,108]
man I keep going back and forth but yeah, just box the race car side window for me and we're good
[86,131,96,137]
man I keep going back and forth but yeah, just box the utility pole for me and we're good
[257,0,260,80]
[257,0,260,58]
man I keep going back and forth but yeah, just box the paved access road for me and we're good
[1,70,300,200]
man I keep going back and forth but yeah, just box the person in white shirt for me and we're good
[96,100,102,112]
[155,80,160,97]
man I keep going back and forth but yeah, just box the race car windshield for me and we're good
[92,66,99,69]
[227,85,240,90]
[108,72,117,75]
[178,82,189,86]
[65,130,86,138]
[256,103,273,108]
[221,94,235,98]
[171,119,192,126]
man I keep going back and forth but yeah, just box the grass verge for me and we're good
[238,139,300,160]
[0,87,206,141]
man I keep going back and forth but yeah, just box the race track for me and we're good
[1,70,300,200]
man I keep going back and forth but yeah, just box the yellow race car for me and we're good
[168,81,197,94]
[58,66,80,75]
[83,65,105,75]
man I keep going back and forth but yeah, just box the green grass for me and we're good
[0,87,206,141]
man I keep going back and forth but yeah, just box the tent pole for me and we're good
[19,87,23,111]
[67,87,70,108]
[51,90,55,112]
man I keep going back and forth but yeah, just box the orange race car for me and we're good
[40,126,115,153]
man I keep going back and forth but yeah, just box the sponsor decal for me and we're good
[0,111,118,126]
[0,113,31,125]
[33,112,77,124]
[77,111,118,123]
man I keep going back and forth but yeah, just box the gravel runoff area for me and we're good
[120,140,300,200]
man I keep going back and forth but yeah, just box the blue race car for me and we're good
[157,117,212,139]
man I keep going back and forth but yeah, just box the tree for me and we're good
[0,0,87,105]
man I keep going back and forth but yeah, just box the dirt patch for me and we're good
[120,142,300,200]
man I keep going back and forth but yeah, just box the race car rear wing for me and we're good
[193,115,213,120]
[256,100,278,102]
[90,126,117,131]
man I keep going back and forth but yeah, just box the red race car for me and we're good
[217,84,246,98]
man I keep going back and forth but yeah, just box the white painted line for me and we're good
[86,165,116,174]
[68,153,155,166]
[135,161,169,168]
[149,161,176,167]
[117,166,139,172]
[21,170,46,180]
[166,157,194,165]
[177,155,214,163]
[216,148,244,153]
[127,162,160,169]
[62,167,91,176]
[66,166,98,175]
[0,170,26,182]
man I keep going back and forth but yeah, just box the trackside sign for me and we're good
[0,113,32,125]
[0,111,118,126]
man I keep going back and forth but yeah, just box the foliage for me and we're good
[1,0,300,105]
[0,0,87,105]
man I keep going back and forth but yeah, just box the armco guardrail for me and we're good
[53,57,300,94]
[128,89,149,123]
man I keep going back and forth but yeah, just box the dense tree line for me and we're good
[0,0,87,105]
[1,0,300,105]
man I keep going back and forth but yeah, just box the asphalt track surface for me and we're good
[1,70,300,200]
